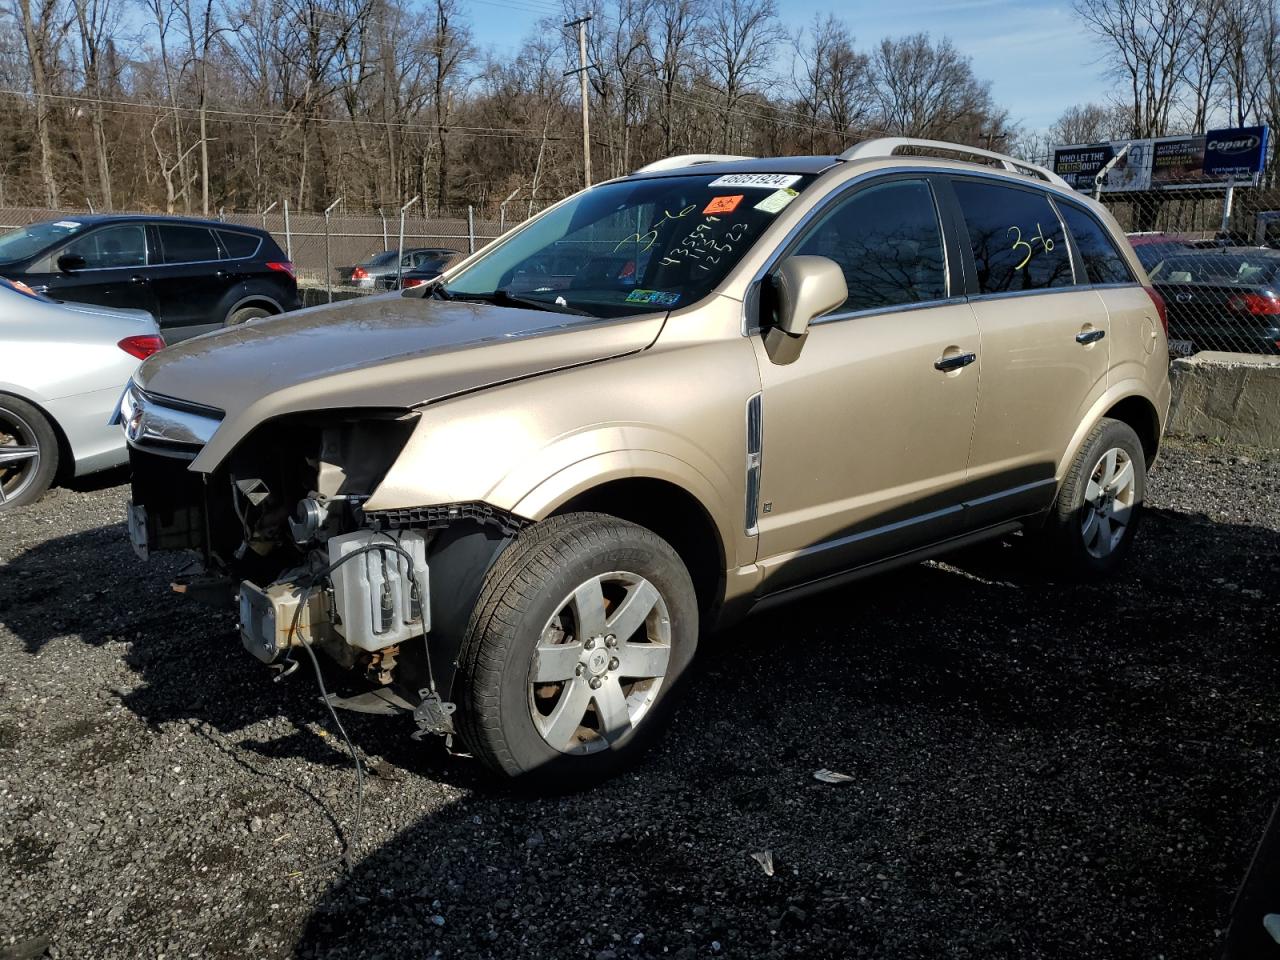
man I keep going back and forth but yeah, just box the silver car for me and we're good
[0,279,162,509]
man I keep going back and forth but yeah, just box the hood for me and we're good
[135,293,664,469]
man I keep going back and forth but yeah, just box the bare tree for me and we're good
[1050,102,1131,144]
[71,0,117,208]
[644,0,700,155]
[702,0,784,153]
[871,33,996,141]
[13,0,67,206]
[1074,0,1197,138]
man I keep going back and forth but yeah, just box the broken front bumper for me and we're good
[236,529,430,664]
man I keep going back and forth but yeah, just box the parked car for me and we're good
[1148,247,1280,355]
[341,247,458,288]
[1126,232,1190,271]
[119,141,1170,787]
[0,277,162,509]
[377,252,458,290]
[0,215,299,343]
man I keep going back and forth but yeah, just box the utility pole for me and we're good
[565,15,594,188]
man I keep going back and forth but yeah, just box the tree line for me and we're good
[1,0,1014,215]
[2,0,1276,218]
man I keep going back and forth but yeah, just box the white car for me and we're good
[0,278,162,509]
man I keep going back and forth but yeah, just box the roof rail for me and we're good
[633,153,753,174]
[840,137,1071,189]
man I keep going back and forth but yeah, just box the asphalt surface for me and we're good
[1,442,1278,960]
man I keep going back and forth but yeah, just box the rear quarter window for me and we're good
[217,230,262,259]
[952,179,1073,294]
[1058,203,1134,285]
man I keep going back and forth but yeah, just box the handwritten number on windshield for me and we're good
[614,204,698,253]
[1008,223,1055,270]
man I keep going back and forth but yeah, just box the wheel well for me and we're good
[1104,395,1161,466]
[229,297,281,318]
[552,478,725,620]
[0,390,73,483]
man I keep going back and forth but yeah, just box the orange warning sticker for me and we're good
[703,195,743,214]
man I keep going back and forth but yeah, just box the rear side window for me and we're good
[157,224,220,264]
[793,179,947,314]
[1058,204,1134,285]
[217,230,261,259]
[952,180,1073,293]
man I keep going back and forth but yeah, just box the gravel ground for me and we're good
[1,441,1278,960]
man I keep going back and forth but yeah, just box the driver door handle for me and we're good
[129,274,149,285]
[934,351,977,372]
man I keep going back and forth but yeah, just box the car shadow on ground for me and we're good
[1,505,1278,958]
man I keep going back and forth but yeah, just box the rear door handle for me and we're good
[1076,329,1106,344]
[130,274,149,285]
[934,352,977,372]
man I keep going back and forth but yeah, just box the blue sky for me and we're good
[468,0,1112,133]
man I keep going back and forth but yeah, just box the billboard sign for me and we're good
[1052,141,1153,192]
[1053,125,1269,193]
[1203,126,1269,178]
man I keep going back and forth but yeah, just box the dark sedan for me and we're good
[341,247,458,288]
[0,216,300,342]
[376,251,457,290]
[1148,248,1280,355]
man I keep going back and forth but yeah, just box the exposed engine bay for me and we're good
[126,406,520,736]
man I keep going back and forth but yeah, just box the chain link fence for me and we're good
[2,184,1279,357]
[1092,185,1280,357]
[0,201,556,296]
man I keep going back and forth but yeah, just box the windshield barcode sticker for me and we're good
[707,173,802,190]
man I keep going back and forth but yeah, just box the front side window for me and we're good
[62,224,147,269]
[443,172,817,318]
[952,180,1073,294]
[157,224,220,264]
[792,179,947,314]
[1058,203,1134,285]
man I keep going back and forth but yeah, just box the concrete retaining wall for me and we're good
[299,286,370,308]
[1167,351,1280,449]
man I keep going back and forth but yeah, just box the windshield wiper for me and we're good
[452,288,594,317]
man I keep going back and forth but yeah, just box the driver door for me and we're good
[35,223,160,315]
[750,177,981,593]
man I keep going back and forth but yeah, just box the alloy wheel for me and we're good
[0,410,42,506]
[1082,446,1137,559]
[528,571,672,755]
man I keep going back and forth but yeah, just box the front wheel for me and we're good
[1040,417,1146,578]
[455,512,698,788]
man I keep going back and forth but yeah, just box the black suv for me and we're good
[0,215,301,341]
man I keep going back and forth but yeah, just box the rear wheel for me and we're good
[225,305,272,326]
[0,395,58,510]
[455,512,698,788]
[1040,417,1145,578]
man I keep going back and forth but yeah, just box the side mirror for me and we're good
[763,255,848,365]
[57,253,87,273]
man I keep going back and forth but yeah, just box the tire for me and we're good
[455,512,698,789]
[1039,417,1146,578]
[225,305,272,327]
[0,395,59,510]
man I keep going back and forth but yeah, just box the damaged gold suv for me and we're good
[119,139,1171,786]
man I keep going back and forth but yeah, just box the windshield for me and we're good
[1151,253,1280,285]
[0,219,87,263]
[443,172,816,317]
